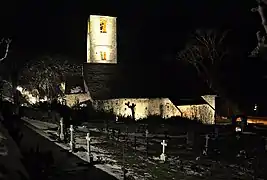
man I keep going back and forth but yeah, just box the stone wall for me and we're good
[177,104,215,124]
[65,93,91,107]
[83,63,117,100]
[93,97,215,124]
[93,98,180,119]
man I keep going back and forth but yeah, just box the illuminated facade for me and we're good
[87,15,117,64]
[93,96,216,124]
[83,15,216,124]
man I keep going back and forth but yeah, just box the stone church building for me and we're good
[65,15,217,124]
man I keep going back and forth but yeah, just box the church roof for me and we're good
[82,62,213,101]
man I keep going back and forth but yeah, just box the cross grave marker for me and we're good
[59,118,64,141]
[160,140,167,161]
[69,125,74,152]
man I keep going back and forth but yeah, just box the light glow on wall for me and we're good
[93,97,216,124]
[16,86,37,104]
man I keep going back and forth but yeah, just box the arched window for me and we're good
[100,18,107,33]
[100,51,107,60]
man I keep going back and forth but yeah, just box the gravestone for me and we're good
[203,134,209,156]
[115,116,118,122]
[69,125,74,152]
[86,132,93,163]
[187,131,195,146]
[59,118,64,141]
[145,129,149,157]
[214,127,219,138]
[134,135,137,151]
[160,140,167,162]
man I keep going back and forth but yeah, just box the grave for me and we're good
[69,125,74,152]
[86,132,93,163]
[160,140,167,162]
[59,118,64,141]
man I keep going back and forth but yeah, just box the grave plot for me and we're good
[22,116,267,180]
[78,121,265,179]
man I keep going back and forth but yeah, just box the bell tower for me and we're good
[87,15,117,64]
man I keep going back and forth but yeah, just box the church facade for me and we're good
[72,15,216,124]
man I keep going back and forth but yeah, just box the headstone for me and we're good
[160,140,167,161]
[59,118,64,141]
[203,134,209,156]
[187,131,195,145]
[145,129,149,138]
[214,127,219,138]
[125,127,129,146]
[86,132,92,162]
[134,135,137,151]
[145,129,149,157]
[69,125,74,152]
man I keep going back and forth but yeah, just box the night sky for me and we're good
[0,0,265,103]
[0,0,261,62]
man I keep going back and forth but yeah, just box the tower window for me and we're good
[100,18,107,33]
[100,51,107,60]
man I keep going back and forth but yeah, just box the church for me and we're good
[65,15,216,124]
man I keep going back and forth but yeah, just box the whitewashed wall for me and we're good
[93,96,216,124]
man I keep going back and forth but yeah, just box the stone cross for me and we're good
[115,116,118,122]
[215,127,219,138]
[59,118,64,141]
[86,132,92,162]
[145,129,149,138]
[69,125,74,152]
[203,134,209,155]
[187,131,195,145]
[145,129,149,157]
[160,140,167,161]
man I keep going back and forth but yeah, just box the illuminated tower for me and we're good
[87,15,117,64]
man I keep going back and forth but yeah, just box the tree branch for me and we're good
[177,29,229,93]
[0,38,11,62]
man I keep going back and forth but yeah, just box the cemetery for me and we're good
[1,1,267,180]
[17,104,267,180]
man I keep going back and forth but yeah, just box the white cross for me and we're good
[59,118,64,141]
[203,134,210,155]
[205,134,209,148]
[86,132,91,142]
[161,140,167,154]
[69,125,74,151]
[86,133,92,162]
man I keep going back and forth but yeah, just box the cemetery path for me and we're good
[18,119,119,180]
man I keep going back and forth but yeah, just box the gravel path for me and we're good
[19,119,118,180]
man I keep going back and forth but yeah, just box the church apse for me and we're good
[87,15,117,64]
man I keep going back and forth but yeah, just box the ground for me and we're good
[21,115,266,180]
[19,118,119,180]
[0,121,29,180]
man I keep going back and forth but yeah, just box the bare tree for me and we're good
[177,29,241,115]
[19,55,81,100]
[177,29,229,93]
[250,0,267,57]
[0,38,11,104]
[0,38,11,62]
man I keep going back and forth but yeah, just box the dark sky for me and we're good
[0,0,261,64]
